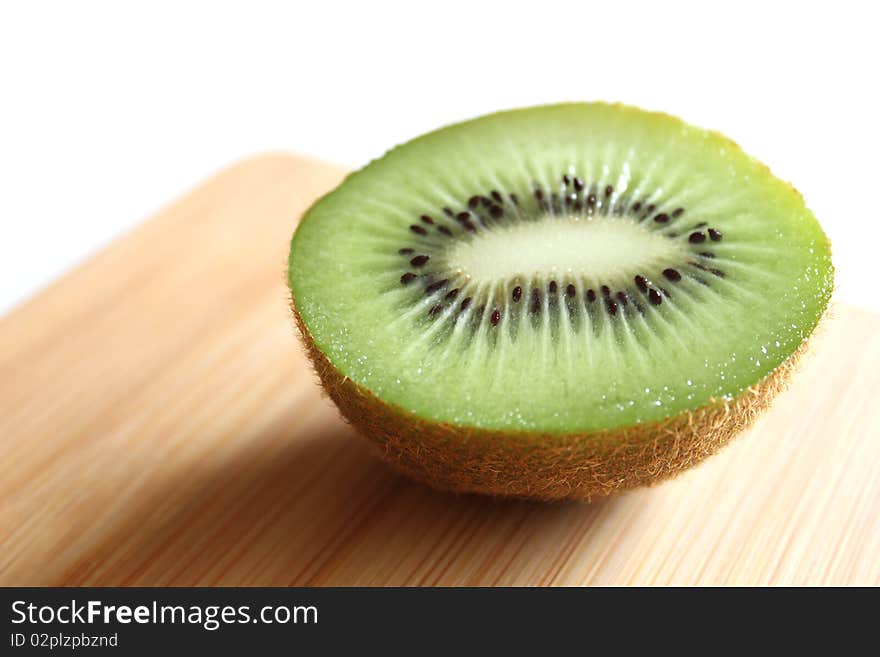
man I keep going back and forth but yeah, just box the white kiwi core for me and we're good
[445,216,689,285]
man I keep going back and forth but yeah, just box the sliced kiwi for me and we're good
[288,103,833,501]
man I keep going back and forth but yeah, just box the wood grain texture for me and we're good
[1,154,878,586]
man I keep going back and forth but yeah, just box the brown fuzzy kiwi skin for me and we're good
[290,299,810,502]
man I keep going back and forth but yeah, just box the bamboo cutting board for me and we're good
[1,155,878,586]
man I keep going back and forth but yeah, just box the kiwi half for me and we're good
[288,103,833,501]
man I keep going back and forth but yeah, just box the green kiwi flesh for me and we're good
[288,103,833,500]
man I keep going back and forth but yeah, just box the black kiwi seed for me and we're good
[672,207,684,218]
[437,225,453,237]
[512,286,522,302]
[606,299,618,316]
[400,272,417,284]
[689,261,724,277]
[632,201,642,212]
[566,283,576,298]
[445,288,459,300]
[509,193,519,205]
[601,285,611,297]
[549,281,558,294]
[480,196,492,207]
[693,222,708,229]
[689,231,706,243]
[574,178,585,191]
[534,189,544,201]
[398,248,414,255]
[586,289,596,302]
[604,185,613,196]
[698,251,715,258]
[410,255,430,267]
[662,268,682,282]
[635,275,648,292]
[491,308,501,326]
[410,225,427,235]
[456,212,470,222]
[443,207,454,217]
[648,288,663,305]
[426,279,448,293]
[708,228,723,241]
[563,174,571,185]
[460,297,472,311]
[660,287,672,298]
[530,289,541,313]
[429,304,442,316]
[467,196,480,209]
[654,213,669,223]
[616,291,628,306]
[491,190,503,203]
[587,194,597,206]
[420,215,434,225]
[489,205,503,218]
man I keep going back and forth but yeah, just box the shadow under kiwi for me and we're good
[54,405,618,586]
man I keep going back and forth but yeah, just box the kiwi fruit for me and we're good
[287,103,833,501]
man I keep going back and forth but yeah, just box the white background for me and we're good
[2,1,878,315]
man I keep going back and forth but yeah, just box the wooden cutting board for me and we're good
[1,154,878,586]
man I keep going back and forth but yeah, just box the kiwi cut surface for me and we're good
[288,103,833,500]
